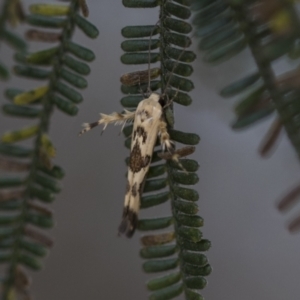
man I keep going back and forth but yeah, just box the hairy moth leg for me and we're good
[157,119,188,173]
[158,146,196,173]
[158,119,173,151]
[79,110,136,136]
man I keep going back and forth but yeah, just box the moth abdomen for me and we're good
[118,206,138,238]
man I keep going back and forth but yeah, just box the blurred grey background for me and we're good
[1,0,300,299]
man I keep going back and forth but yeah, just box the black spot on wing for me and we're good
[129,141,151,173]
[138,109,151,123]
[118,206,138,238]
[136,126,147,144]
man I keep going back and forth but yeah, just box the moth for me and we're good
[79,29,191,237]
[79,91,173,237]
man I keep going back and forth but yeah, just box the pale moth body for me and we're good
[79,92,173,237]
[120,93,168,237]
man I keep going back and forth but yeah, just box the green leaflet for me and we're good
[25,214,54,228]
[140,244,177,259]
[164,18,192,34]
[173,0,192,6]
[191,0,217,10]
[26,14,67,28]
[199,24,241,51]
[51,94,79,116]
[172,186,199,201]
[18,254,42,271]
[66,41,95,61]
[0,177,23,188]
[164,32,192,48]
[165,47,196,62]
[13,65,50,79]
[29,187,55,203]
[193,2,228,25]
[122,25,159,38]
[122,0,159,8]
[175,214,204,227]
[0,228,16,239]
[169,159,199,172]
[183,264,212,277]
[0,253,13,263]
[37,165,65,179]
[172,171,199,185]
[25,47,58,64]
[0,200,22,211]
[169,129,200,145]
[147,165,166,178]
[64,55,91,75]
[220,72,261,98]
[234,86,266,116]
[177,226,203,242]
[74,13,99,38]
[140,192,170,209]
[149,283,183,300]
[185,289,204,300]
[121,80,160,94]
[181,251,208,266]
[20,239,48,257]
[167,74,194,91]
[121,53,160,64]
[203,38,247,64]
[138,217,174,231]
[54,81,83,103]
[35,174,61,193]
[0,62,9,79]
[184,276,207,289]
[167,90,192,106]
[165,60,194,77]
[121,39,160,52]
[165,2,191,19]
[195,17,233,37]
[2,30,27,51]
[60,68,88,89]
[147,272,181,291]
[121,95,144,108]
[173,200,199,214]
[232,108,274,130]
[144,179,168,193]
[0,144,32,158]
[143,258,179,273]
[262,36,295,62]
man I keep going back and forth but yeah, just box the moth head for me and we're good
[149,93,166,107]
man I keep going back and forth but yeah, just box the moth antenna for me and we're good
[147,21,160,96]
[79,110,136,136]
[162,36,194,102]
[78,121,101,136]
[137,77,147,98]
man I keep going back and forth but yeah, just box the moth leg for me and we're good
[165,87,180,108]
[137,77,147,99]
[79,109,136,136]
[170,153,188,174]
[158,119,174,152]
[158,146,196,174]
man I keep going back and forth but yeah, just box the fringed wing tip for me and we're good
[118,207,138,238]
